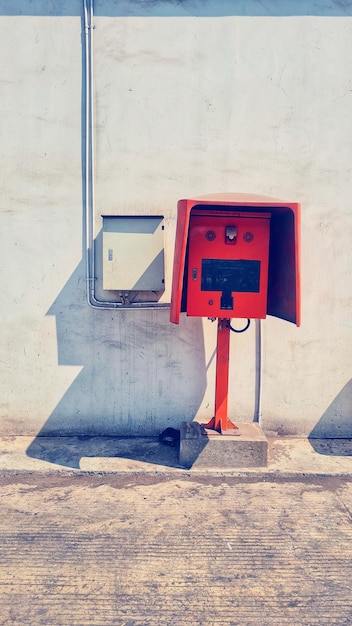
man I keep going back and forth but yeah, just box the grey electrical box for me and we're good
[102,216,165,292]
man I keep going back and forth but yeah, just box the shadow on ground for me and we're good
[27,436,183,470]
[309,379,352,456]
[308,439,352,457]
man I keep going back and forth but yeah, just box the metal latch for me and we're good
[225,225,237,244]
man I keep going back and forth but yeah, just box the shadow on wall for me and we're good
[309,379,352,456]
[26,258,207,468]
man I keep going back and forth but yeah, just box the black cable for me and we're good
[227,319,251,333]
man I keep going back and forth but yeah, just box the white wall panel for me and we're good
[0,0,351,440]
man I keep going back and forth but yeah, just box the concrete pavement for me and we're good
[0,435,352,625]
[0,434,352,477]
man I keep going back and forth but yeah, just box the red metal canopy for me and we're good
[170,193,301,326]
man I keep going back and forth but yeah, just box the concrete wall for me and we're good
[0,0,351,439]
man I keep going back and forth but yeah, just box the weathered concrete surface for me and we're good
[179,421,268,469]
[0,472,352,625]
[0,435,351,476]
[1,5,352,440]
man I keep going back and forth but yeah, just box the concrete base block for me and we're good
[179,421,268,469]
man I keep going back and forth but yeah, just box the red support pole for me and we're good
[203,319,239,434]
[214,318,231,431]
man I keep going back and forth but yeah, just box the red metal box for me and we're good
[170,193,300,326]
[186,210,271,319]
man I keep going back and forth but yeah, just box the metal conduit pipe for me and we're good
[254,318,263,423]
[82,0,169,310]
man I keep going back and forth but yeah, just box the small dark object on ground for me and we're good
[158,428,180,447]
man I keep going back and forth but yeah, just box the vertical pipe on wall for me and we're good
[254,318,262,423]
[82,0,169,310]
[83,0,97,308]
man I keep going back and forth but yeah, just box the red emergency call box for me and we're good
[170,193,300,326]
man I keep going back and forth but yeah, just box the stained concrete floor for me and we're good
[0,436,352,625]
[1,434,352,476]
